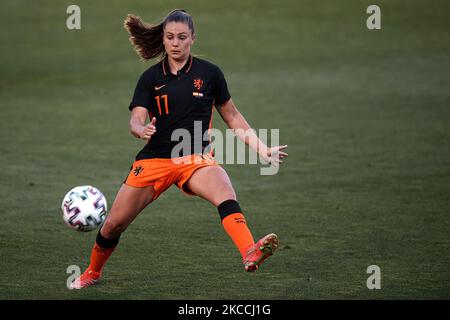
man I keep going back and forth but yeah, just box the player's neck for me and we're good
[167,55,190,75]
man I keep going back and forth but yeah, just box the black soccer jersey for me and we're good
[129,56,231,160]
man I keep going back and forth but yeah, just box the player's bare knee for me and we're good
[213,189,236,207]
[224,189,237,202]
[102,219,127,238]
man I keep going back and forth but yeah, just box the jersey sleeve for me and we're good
[129,71,154,111]
[213,66,231,106]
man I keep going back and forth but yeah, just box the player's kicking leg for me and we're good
[185,165,279,272]
[243,233,279,272]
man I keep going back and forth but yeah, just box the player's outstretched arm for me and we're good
[216,99,288,165]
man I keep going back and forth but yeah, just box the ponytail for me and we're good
[124,10,195,61]
[124,14,165,60]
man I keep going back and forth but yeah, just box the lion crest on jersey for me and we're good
[193,78,204,91]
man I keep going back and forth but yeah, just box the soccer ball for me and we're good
[61,186,107,232]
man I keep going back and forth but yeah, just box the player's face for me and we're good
[163,22,194,61]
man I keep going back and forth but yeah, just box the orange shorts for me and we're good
[124,153,219,201]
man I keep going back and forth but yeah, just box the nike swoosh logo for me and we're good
[155,84,166,91]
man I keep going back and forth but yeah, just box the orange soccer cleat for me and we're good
[70,268,101,289]
[243,233,279,272]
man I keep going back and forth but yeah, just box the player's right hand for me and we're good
[140,117,156,141]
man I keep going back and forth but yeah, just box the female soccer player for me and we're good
[71,9,288,289]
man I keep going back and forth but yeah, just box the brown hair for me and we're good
[124,9,195,61]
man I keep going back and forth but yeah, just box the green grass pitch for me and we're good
[0,0,449,299]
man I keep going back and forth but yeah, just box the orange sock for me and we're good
[222,213,255,258]
[88,242,116,274]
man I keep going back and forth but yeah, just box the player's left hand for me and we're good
[264,145,288,165]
